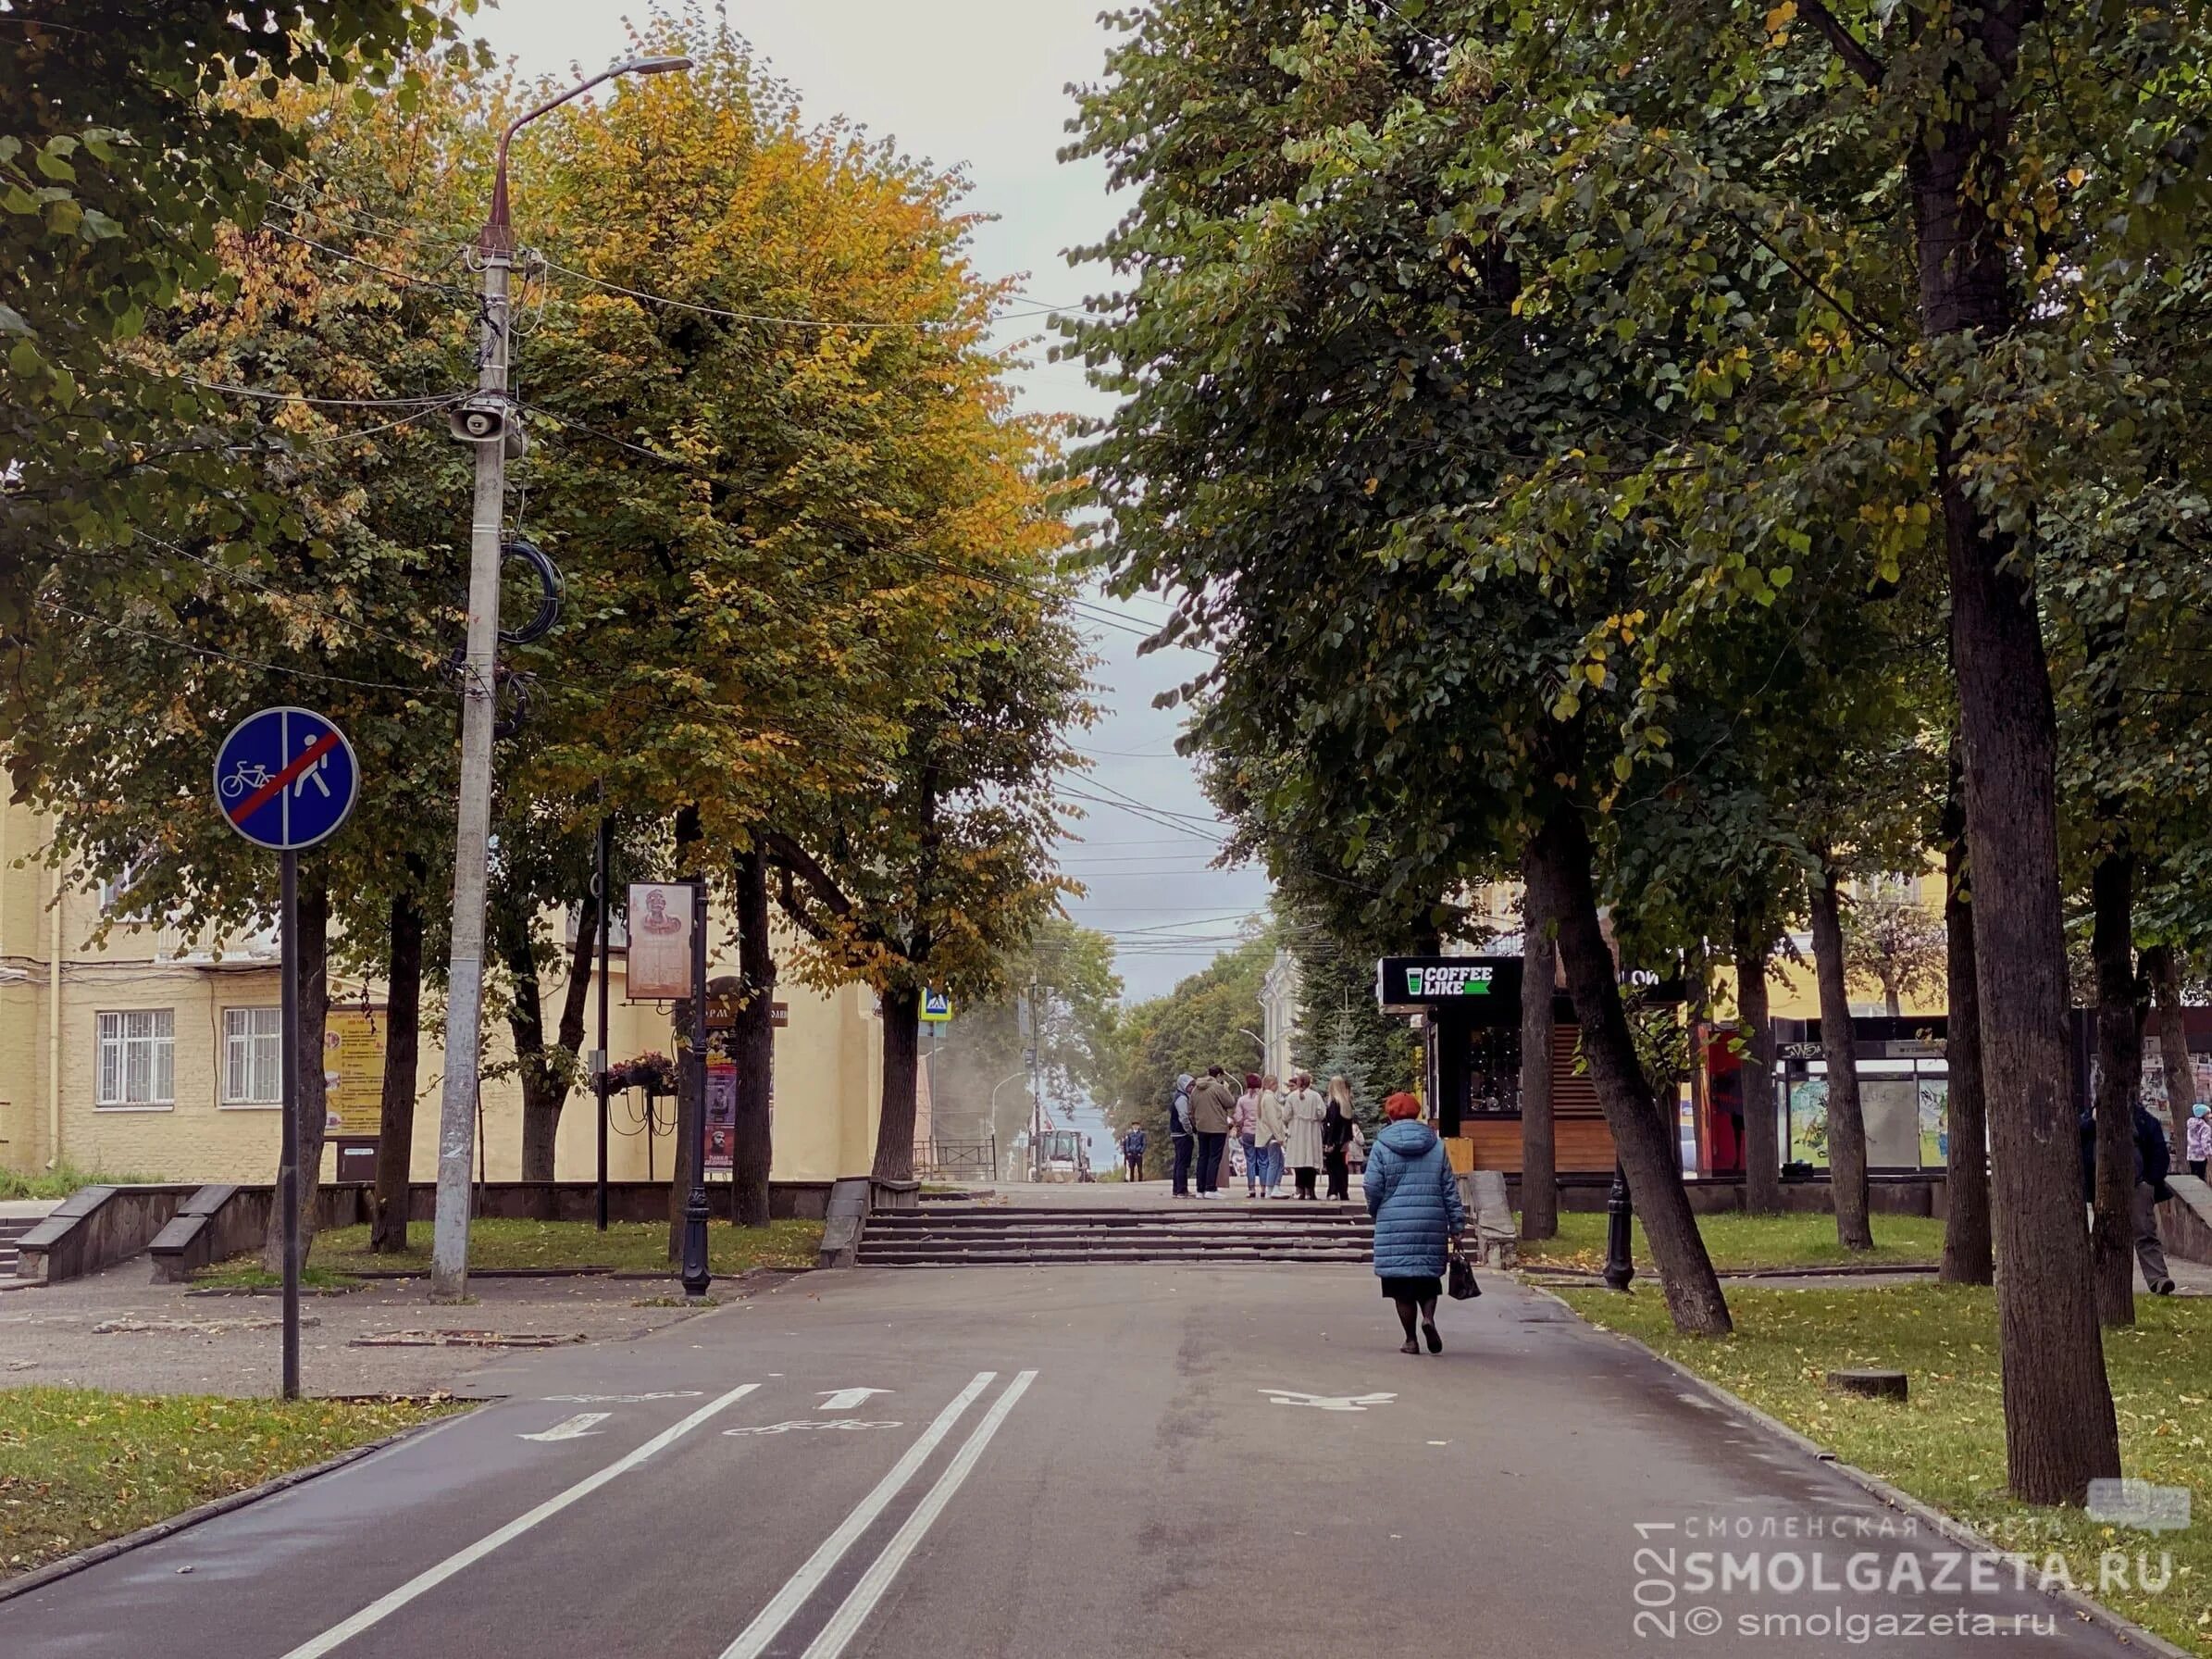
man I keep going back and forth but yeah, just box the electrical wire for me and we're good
[260,217,474,299]
[42,603,429,692]
[178,375,463,410]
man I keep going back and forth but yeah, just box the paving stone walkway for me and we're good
[0,1259,808,1397]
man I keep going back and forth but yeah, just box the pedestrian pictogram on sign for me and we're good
[213,706,359,851]
[921,989,952,1023]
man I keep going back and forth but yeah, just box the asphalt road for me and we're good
[1,1266,2155,1658]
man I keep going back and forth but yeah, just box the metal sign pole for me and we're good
[212,705,360,1404]
[279,847,301,1400]
[679,874,712,1299]
[595,813,612,1231]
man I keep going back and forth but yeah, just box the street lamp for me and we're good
[429,54,692,1301]
[987,1070,1027,1185]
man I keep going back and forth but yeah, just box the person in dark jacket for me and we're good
[1122,1124,1148,1182]
[2079,1103,2177,1295]
[1364,1091,1467,1353]
[1188,1066,1238,1198]
[1168,1075,1196,1197]
[1322,1076,1358,1202]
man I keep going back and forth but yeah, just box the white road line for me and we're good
[278,1382,761,1659]
[717,1372,996,1659]
[798,1370,1038,1659]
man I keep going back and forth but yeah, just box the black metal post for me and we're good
[594,813,612,1231]
[1603,1158,1635,1291]
[279,848,301,1398]
[679,874,712,1298]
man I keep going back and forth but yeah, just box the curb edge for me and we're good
[1530,1286,2195,1659]
[0,1408,471,1606]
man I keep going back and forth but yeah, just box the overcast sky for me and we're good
[474,0,1273,1004]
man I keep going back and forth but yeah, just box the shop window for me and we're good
[223,1006,281,1105]
[96,1008,174,1107]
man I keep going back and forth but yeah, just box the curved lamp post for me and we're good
[429,54,692,1301]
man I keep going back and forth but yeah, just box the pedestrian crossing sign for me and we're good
[921,990,952,1022]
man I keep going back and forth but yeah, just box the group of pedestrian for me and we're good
[1143,1064,1367,1199]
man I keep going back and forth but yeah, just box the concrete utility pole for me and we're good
[1027,980,1046,1182]
[429,56,691,1301]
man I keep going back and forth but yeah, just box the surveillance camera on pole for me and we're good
[428,51,692,1303]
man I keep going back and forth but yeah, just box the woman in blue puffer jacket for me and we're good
[1364,1091,1467,1353]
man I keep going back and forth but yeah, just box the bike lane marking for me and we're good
[716,1372,996,1659]
[795,1371,1038,1659]
[277,1382,760,1659]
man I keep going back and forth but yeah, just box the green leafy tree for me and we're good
[931,917,1124,1154]
[0,2,468,626]
[1065,0,1736,1334]
[1316,1009,1381,1131]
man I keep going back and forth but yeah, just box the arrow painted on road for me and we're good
[519,1412,610,1441]
[1258,1390,1397,1413]
[816,1388,891,1414]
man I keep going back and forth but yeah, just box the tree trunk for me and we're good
[1940,777,1993,1285]
[873,985,923,1183]
[1914,0,2119,1503]
[1519,869,1557,1241]
[732,846,776,1228]
[1525,800,1731,1335]
[1808,854,1873,1250]
[668,805,702,1262]
[2089,845,2139,1328]
[263,878,330,1272]
[1734,909,1783,1214]
[369,887,423,1254]
[2147,945,2195,1163]
[495,896,564,1184]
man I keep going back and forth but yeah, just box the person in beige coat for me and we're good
[1283,1071,1329,1200]
[1254,1076,1290,1198]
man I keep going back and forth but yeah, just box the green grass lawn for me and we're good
[1563,1283,2212,1654]
[1519,1209,1945,1273]
[0,1389,460,1577]
[0,1164,166,1202]
[299,1216,823,1278]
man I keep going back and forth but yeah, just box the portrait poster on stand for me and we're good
[627,881,694,1000]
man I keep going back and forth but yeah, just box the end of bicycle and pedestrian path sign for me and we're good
[214,705,360,851]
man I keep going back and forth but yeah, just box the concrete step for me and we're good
[861,1202,1378,1267]
[0,1216,32,1277]
[857,1249,1374,1266]
[863,1239,1362,1247]
[866,1215,1373,1232]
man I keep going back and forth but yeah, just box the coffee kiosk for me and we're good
[1375,954,1623,1175]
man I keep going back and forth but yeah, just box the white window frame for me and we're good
[94,1008,175,1110]
[222,1005,283,1108]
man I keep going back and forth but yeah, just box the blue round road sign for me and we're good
[213,706,360,851]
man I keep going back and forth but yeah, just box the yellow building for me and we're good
[0,800,895,1188]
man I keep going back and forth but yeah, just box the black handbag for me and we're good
[1447,1245,1481,1301]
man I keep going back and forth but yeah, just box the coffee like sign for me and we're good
[1405,964,1495,999]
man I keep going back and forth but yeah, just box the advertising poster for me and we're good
[626,880,694,1000]
[325,1007,387,1136]
[704,1062,738,1176]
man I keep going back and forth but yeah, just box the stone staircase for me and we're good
[858,1201,1375,1267]
[0,1216,38,1279]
